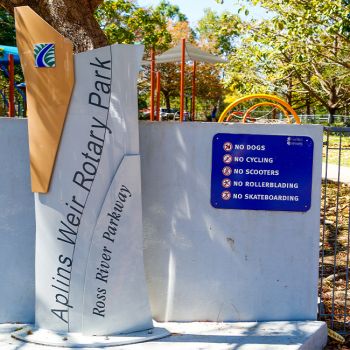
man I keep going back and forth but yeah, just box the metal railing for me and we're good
[301,115,350,124]
[319,126,350,335]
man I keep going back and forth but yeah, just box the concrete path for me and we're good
[322,162,350,184]
[0,321,328,350]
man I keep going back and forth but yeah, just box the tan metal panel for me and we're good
[15,6,74,193]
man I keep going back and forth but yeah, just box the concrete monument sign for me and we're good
[0,119,328,349]
[13,6,168,346]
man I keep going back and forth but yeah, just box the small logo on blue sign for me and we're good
[34,43,55,68]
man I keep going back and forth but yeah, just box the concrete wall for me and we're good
[0,118,35,323]
[0,119,323,325]
[139,121,323,323]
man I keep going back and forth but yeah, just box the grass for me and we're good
[323,134,350,168]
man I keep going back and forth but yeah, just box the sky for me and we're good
[136,0,271,25]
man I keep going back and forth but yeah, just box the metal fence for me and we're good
[301,115,350,124]
[319,126,350,335]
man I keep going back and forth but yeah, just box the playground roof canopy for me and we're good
[144,43,227,64]
[0,45,20,64]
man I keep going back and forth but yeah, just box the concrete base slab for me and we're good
[0,321,327,349]
[11,325,170,348]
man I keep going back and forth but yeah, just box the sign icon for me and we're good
[221,191,231,200]
[34,43,56,68]
[223,142,233,152]
[222,178,232,188]
[223,154,233,164]
[222,166,232,176]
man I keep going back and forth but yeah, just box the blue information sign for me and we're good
[211,133,314,211]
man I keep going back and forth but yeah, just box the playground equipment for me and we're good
[0,62,26,116]
[225,111,250,122]
[0,46,26,117]
[146,40,226,122]
[243,102,291,123]
[218,94,301,124]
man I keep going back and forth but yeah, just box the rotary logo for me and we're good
[34,43,56,68]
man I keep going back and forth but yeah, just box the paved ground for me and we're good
[322,163,350,184]
[0,321,327,350]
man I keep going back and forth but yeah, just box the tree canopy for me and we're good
[1,0,350,120]
[212,0,350,120]
[0,8,15,46]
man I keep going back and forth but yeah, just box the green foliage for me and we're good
[253,0,350,117]
[155,0,188,22]
[0,8,16,46]
[95,0,171,50]
[211,0,350,118]
[197,9,243,54]
[249,0,350,40]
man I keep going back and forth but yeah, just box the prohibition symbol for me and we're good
[222,166,232,176]
[222,178,232,188]
[221,191,231,200]
[223,142,233,152]
[223,154,233,164]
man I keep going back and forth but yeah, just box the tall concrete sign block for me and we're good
[32,44,153,336]
[14,6,168,345]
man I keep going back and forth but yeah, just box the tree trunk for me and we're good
[0,0,107,53]
[272,109,277,120]
[328,83,338,124]
[306,95,311,116]
[328,107,337,124]
[162,90,171,110]
[306,94,312,122]
[287,77,293,106]
[306,71,311,117]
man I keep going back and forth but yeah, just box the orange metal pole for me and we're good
[180,38,186,122]
[150,49,155,121]
[8,54,15,117]
[156,71,161,121]
[191,61,196,121]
